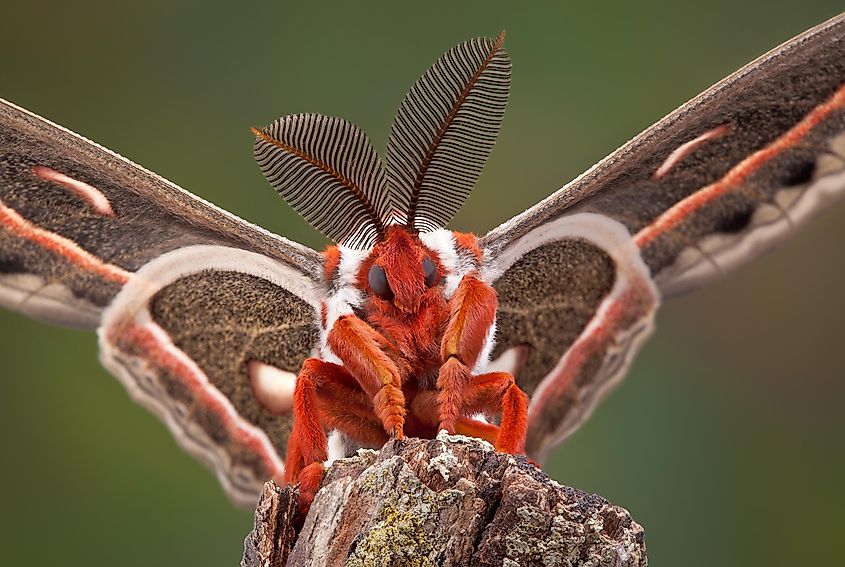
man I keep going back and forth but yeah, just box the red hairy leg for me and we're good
[410,368,526,452]
[327,314,406,439]
[285,358,390,514]
[285,359,328,481]
[315,364,390,447]
[454,416,500,446]
[437,274,498,433]
[461,372,528,453]
[284,359,328,512]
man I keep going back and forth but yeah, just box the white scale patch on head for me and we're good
[320,246,368,362]
[335,245,368,287]
[248,360,296,414]
[420,228,471,298]
[657,130,845,296]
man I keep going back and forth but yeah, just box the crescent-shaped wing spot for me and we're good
[248,360,296,415]
[31,165,115,217]
[653,123,732,179]
[635,82,845,248]
[484,344,531,377]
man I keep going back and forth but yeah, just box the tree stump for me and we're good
[242,432,647,566]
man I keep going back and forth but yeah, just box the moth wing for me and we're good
[481,214,659,462]
[481,13,845,460]
[0,98,324,327]
[486,13,845,298]
[0,99,326,505]
[99,245,321,506]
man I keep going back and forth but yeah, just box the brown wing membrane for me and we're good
[483,13,845,297]
[0,99,323,327]
[492,240,615,395]
[482,215,658,460]
[99,246,322,506]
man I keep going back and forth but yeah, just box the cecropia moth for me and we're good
[1,12,844,520]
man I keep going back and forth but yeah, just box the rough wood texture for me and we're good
[242,481,299,567]
[243,432,647,566]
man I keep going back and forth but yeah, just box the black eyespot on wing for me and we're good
[782,160,816,187]
[368,264,394,300]
[718,207,754,234]
[423,257,437,287]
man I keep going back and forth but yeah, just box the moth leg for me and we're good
[285,359,329,484]
[409,391,502,445]
[454,416,500,446]
[461,372,528,454]
[282,359,327,517]
[285,358,388,515]
[437,274,498,434]
[327,314,406,439]
[315,363,390,447]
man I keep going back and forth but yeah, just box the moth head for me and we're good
[362,225,442,314]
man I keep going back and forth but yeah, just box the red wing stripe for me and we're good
[527,286,639,424]
[653,123,732,179]
[32,166,115,216]
[0,199,131,284]
[636,82,845,248]
[121,321,285,480]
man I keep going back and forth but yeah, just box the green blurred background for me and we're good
[2,1,844,565]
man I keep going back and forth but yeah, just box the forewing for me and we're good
[484,14,845,297]
[0,99,326,505]
[482,214,658,461]
[99,245,321,506]
[0,98,323,327]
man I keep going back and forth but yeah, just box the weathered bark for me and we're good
[243,432,647,566]
[242,480,299,567]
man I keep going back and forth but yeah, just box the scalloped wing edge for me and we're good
[482,213,659,461]
[98,245,323,506]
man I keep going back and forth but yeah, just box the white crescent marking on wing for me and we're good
[653,124,731,179]
[248,360,296,415]
[419,229,463,298]
[98,245,323,505]
[32,165,115,216]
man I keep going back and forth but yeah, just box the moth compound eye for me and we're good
[368,264,394,300]
[423,257,437,288]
